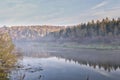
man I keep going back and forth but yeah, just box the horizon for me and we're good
[0,0,120,27]
[1,17,119,28]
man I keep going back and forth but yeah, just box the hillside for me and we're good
[0,25,65,41]
[46,18,120,45]
[0,18,120,45]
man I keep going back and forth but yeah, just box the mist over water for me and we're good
[9,41,120,80]
[0,0,120,79]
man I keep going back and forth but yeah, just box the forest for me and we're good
[46,18,120,44]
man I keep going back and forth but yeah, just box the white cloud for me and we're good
[91,0,108,10]
[60,6,120,25]
[92,7,120,19]
[0,0,120,26]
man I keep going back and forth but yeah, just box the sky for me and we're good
[0,0,120,26]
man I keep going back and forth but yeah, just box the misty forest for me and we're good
[0,17,120,80]
[0,0,120,80]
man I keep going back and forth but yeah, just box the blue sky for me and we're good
[0,0,120,26]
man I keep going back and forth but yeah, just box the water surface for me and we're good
[10,42,120,80]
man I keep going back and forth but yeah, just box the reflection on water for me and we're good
[10,57,120,80]
[10,42,120,80]
[16,43,120,72]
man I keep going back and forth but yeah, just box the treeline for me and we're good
[7,25,63,41]
[46,18,120,44]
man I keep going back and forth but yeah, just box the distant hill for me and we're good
[0,17,120,44]
[0,25,65,41]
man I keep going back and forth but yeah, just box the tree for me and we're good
[0,32,17,68]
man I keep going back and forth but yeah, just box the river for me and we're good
[9,42,120,80]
